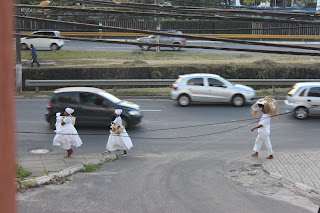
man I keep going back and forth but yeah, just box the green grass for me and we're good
[80,163,101,173]
[21,50,318,62]
[17,166,32,179]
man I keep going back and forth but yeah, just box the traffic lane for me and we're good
[16,99,320,156]
[62,40,320,54]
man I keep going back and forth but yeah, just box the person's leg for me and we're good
[35,57,40,67]
[30,58,34,67]
[252,134,263,157]
[264,135,273,159]
[64,150,70,158]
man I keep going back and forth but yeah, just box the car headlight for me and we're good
[129,110,139,115]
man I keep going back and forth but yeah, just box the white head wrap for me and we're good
[115,109,122,115]
[251,99,266,111]
[65,107,74,115]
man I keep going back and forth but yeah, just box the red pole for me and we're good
[0,0,16,212]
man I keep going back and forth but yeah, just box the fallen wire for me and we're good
[16,16,320,53]
[17,107,309,139]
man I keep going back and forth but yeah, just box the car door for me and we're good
[185,77,207,102]
[207,77,232,102]
[27,32,42,48]
[305,87,320,114]
[78,92,115,125]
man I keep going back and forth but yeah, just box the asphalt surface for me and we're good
[17,99,320,213]
[61,40,320,54]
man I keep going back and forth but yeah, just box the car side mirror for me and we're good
[222,85,228,88]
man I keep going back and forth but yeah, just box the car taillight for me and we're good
[173,87,178,90]
[46,103,52,109]
[182,38,186,42]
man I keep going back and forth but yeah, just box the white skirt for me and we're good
[53,124,83,150]
[106,129,133,151]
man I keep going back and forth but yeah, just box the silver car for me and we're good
[285,82,320,119]
[136,30,186,51]
[171,73,256,107]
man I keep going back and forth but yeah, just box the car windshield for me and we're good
[287,86,299,96]
[217,76,233,86]
[99,91,121,104]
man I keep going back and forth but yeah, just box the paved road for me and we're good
[17,99,320,212]
[61,40,320,54]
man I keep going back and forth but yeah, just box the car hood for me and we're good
[118,100,140,111]
[233,84,254,91]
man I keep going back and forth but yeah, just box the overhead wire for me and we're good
[16,4,320,25]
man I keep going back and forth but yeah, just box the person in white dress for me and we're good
[250,97,278,159]
[106,109,133,155]
[53,107,83,158]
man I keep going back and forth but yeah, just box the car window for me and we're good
[186,78,204,86]
[80,93,104,105]
[307,87,320,97]
[54,92,78,104]
[208,78,224,87]
[298,89,306,96]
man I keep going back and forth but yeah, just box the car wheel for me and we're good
[122,117,128,128]
[178,94,190,107]
[21,43,29,50]
[49,117,56,130]
[141,45,150,51]
[232,95,245,107]
[294,107,309,119]
[172,44,181,51]
[51,44,59,51]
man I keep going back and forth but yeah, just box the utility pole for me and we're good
[155,0,160,52]
[16,0,22,93]
[1,0,16,212]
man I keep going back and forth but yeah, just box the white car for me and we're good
[171,73,256,107]
[285,82,320,119]
[21,31,64,51]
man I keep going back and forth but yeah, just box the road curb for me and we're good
[263,165,320,195]
[19,153,117,189]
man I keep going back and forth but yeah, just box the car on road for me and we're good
[136,30,186,51]
[171,73,256,107]
[21,31,64,51]
[285,82,320,119]
[45,87,143,129]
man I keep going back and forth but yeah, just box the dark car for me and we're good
[45,87,143,129]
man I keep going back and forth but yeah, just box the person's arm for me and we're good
[251,124,263,132]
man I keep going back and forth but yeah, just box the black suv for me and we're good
[45,87,143,129]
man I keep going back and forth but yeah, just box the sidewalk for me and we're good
[17,153,117,188]
[263,151,320,194]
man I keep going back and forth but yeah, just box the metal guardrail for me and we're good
[21,32,320,40]
[25,79,320,88]
[58,32,320,40]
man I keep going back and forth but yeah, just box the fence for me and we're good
[17,19,320,36]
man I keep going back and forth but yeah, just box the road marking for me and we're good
[141,110,162,112]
